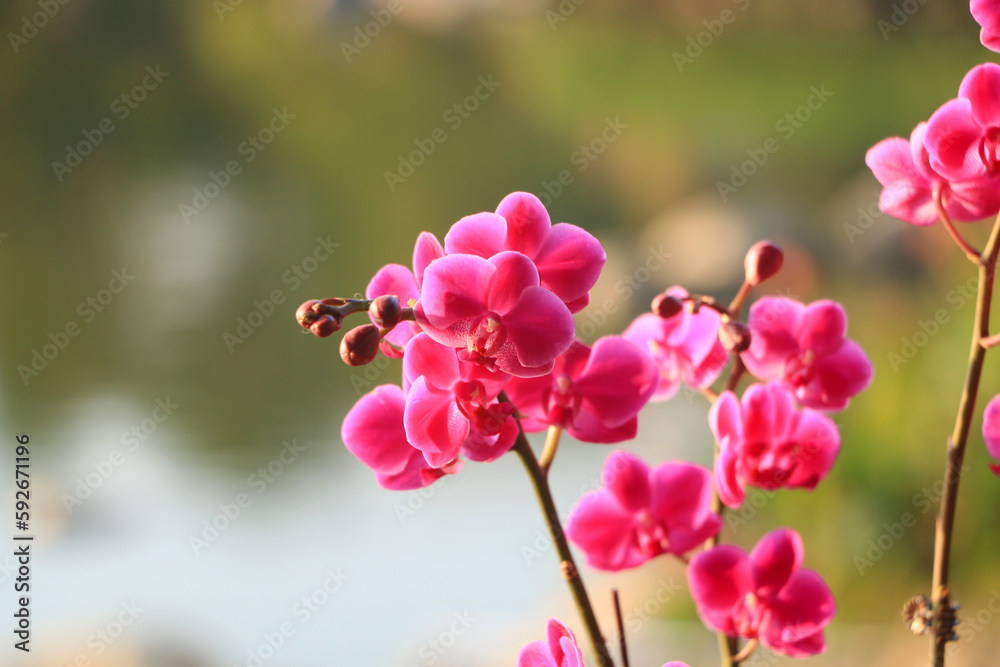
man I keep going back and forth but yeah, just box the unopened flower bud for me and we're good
[744,241,784,286]
[652,293,684,319]
[295,300,322,328]
[720,320,752,354]
[340,324,381,366]
[370,295,402,328]
[309,314,341,338]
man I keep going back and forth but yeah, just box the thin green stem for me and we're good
[928,211,1000,666]
[510,423,612,667]
[935,186,983,267]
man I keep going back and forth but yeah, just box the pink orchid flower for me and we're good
[366,232,445,357]
[504,336,658,443]
[414,250,575,377]
[973,0,1000,52]
[741,297,873,411]
[565,451,721,571]
[444,192,606,313]
[622,287,728,401]
[341,385,459,490]
[982,393,1000,476]
[517,619,585,667]
[866,122,1000,226]
[402,333,518,468]
[710,382,840,508]
[688,528,835,658]
[925,64,1000,182]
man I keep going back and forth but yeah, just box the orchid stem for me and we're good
[935,187,983,266]
[539,425,562,476]
[928,210,1000,667]
[612,589,630,667]
[508,412,612,667]
[732,637,758,663]
[728,280,753,316]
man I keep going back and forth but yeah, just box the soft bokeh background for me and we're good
[3,0,1000,665]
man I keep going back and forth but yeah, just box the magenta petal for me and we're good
[503,374,552,427]
[959,63,1000,129]
[366,263,419,303]
[517,640,558,667]
[566,490,643,571]
[403,333,460,391]
[376,452,445,490]
[983,394,1000,462]
[800,339,873,411]
[444,211,507,258]
[649,461,718,552]
[786,410,840,489]
[532,223,607,304]
[342,385,413,476]
[603,450,651,513]
[567,412,638,443]
[573,336,658,428]
[419,254,494,330]
[865,136,936,226]
[488,251,541,315]
[546,618,584,667]
[972,0,1000,52]
[743,297,804,381]
[926,98,988,182]
[496,191,551,257]
[715,439,745,508]
[749,528,804,597]
[709,391,743,444]
[764,569,835,657]
[503,287,575,368]
[413,232,445,287]
[402,376,469,468]
[688,545,754,633]
[741,383,778,445]
[799,301,847,355]
[461,414,518,462]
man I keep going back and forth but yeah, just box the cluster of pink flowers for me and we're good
[298,190,873,662]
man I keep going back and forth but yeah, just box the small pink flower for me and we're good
[710,382,840,508]
[622,287,728,401]
[566,451,721,571]
[504,337,658,443]
[982,393,1000,476]
[742,297,873,411]
[444,192,606,313]
[972,0,1000,53]
[341,385,459,490]
[687,529,835,658]
[866,122,1000,226]
[925,64,1000,183]
[366,232,445,357]
[414,251,575,377]
[517,618,584,667]
[403,333,518,468]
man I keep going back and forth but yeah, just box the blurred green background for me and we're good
[3,0,1000,665]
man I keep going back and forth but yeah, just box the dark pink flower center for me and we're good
[454,380,513,436]
[978,127,1000,172]
[739,440,802,489]
[542,376,582,428]
[732,592,767,638]
[783,349,817,388]
[635,510,669,556]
